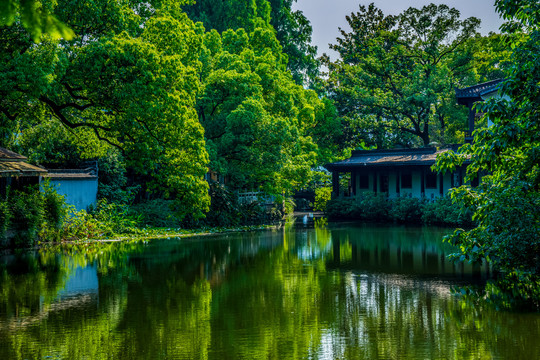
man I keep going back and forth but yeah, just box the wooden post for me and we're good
[439,173,444,196]
[351,171,357,196]
[465,101,476,143]
[332,171,340,197]
[373,172,377,193]
[396,171,400,196]
[420,168,425,197]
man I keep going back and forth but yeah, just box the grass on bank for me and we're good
[0,185,286,249]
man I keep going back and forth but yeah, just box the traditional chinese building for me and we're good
[325,146,466,200]
[455,78,504,142]
[325,79,503,200]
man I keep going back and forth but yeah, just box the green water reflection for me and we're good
[1,223,539,359]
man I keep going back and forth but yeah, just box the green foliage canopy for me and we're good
[0,0,210,218]
[0,0,74,41]
[182,0,319,86]
[198,25,340,194]
[325,3,482,148]
[1,0,341,219]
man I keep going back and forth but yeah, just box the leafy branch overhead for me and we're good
[0,0,74,41]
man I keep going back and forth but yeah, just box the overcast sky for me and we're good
[293,0,504,58]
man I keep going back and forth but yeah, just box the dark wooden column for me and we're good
[373,172,377,193]
[468,104,475,134]
[332,171,340,197]
[351,171,357,196]
[420,168,425,197]
[396,171,400,196]
[439,173,444,195]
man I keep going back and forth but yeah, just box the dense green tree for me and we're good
[435,0,540,308]
[466,32,513,83]
[13,116,106,168]
[182,0,271,33]
[0,0,210,218]
[268,0,319,85]
[182,0,318,86]
[198,26,339,194]
[325,3,481,148]
[1,0,342,220]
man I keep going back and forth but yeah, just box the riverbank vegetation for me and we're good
[0,185,284,249]
[0,185,66,246]
[324,193,474,227]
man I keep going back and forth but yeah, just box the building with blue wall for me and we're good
[45,168,98,211]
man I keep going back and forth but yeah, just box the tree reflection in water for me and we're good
[1,224,539,359]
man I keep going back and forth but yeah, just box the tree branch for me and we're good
[39,96,110,133]
[0,106,18,121]
[63,83,89,101]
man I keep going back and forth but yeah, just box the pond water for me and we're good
[1,222,539,359]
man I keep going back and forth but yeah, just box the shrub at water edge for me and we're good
[326,192,473,226]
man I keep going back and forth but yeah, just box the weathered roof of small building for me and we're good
[0,147,47,177]
[325,147,462,171]
[45,169,97,180]
[0,147,27,161]
[455,79,503,104]
[0,161,48,177]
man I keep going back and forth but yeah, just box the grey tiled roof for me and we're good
[455,79,503,99]
[325,147,462,170]
[0,147,47,177]
[0,147,27,161]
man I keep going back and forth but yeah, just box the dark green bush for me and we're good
[181,184,285,228]
[130,184,284,229]
[422,196,474,227]
[327,193,391,222]
[204,183,241,227]
[42,182,67,229]
[0,200,10,241]
[357,192,391,221]
[326,198,357,220]
[131,199,180,228]
[10,188,45,246]
[97,150,140,204]
[324,193,473,227]
[390,196,425,224]
[0,185,72,247]
[238,201,269,225]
